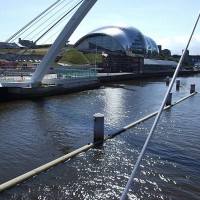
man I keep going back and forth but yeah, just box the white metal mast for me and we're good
[29,0,97,86]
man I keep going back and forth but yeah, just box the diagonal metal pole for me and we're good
[120,11,200,200]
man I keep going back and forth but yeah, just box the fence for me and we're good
[55,68,97,78]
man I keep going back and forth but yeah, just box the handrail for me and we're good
[120,11,200,200]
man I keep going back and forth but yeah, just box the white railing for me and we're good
[0,76,31,82]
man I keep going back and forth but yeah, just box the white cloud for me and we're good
[155,34,200,55]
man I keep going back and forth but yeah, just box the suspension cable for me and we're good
[10,0,68,43]
[120,11,200,200]
[15,0,83,59]
[41,12,74,44]
[23,0,74,41]
[5,0,65,43]
[26,0,78,42]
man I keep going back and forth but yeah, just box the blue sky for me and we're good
[0,0,200,55]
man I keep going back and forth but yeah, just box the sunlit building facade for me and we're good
[74,25,159,58]
[74,25,173,73]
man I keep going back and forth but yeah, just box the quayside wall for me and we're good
[0,70,199,101]
[2,77,100,100]
[98,70,199,83]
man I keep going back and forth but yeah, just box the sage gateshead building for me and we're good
[74,25,177,73]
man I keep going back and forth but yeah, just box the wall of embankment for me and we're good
[98,70,199,83]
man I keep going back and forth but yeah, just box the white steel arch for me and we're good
[30,0,97,86]
[0,0,97,88]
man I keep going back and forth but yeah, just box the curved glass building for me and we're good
[74,25,159,58]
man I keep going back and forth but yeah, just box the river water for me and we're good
[0,74,200,200]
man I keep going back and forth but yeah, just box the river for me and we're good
[0,74,200,199]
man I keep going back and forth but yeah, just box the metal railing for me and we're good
[120,11,200,200]
[55,68,97,78]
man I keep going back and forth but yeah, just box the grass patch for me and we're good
[59,49,89,65]
[0,47,103,66]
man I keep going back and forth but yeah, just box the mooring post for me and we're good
[93,113,104,144]
[166,76,170,85]
[190,84,195,94]
[176,80,180,90]
[166,93,172,106]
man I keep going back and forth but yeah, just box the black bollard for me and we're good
[190,84,195,94]
[93,113,104,144]
[166,76,170,85]
[176,80,180,90]
[166,93,172,106]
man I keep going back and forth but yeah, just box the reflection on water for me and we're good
[0,75,200,199]
[103,88,126,128]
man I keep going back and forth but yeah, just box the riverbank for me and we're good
[0,77,100,101]
[0,70,199,100]
[98,70,199,83]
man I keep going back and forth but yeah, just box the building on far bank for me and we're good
[18,38,35,48]
[181,49,200,67]
[158,45,171,57]
[74,25,177,73]
[0,42,20,49]
[143,59,177,73]
[74,25,159,57]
